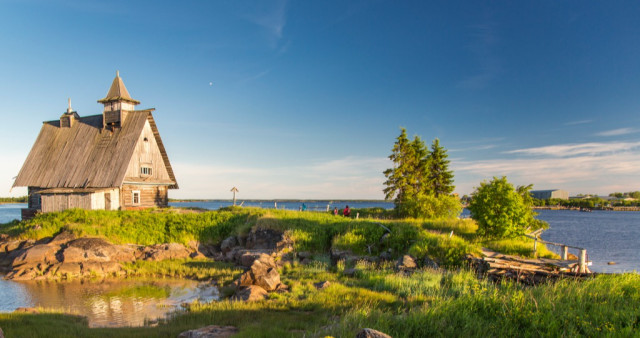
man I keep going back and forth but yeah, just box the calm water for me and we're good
[536,209,640,273]
[0,203,24,223]
[0,277,218,327]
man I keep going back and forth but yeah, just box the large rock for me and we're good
[396,255,417,271]
[245,229,292,253]
[48,231,77,245]
[220,236,237,253]
[239,250,272,267]
[178,325,239,338]
[232,285,268,302]
[356,328,392,338]
[12,244,60,267]
[423,256,439,269]
[235,253,281,291]
[142,243,191,261]
[62,238,127,263]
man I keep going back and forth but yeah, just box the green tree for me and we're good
[383,128,420,210]
[425,138,455,197]
[383,129,460,218]
[468,177,546,238]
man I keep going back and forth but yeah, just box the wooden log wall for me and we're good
[121,184,168,209]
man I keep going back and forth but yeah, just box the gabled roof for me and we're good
[97,71,140,105]
[13,110,177,189]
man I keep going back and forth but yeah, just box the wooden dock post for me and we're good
[561,245,568,260]
[579,249,587,273]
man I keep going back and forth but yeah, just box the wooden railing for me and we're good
[526,229,589,273]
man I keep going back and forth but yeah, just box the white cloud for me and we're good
[504,142,640,157]
[243,0,288,49]
[454,141,640,195]
[595,128,638,137]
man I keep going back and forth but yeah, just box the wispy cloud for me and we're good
[457,20,502,89]
[239,69,272,83]
[504,142,640,157]
[454,140,640,195]
[595,128,638,137]
[455,152,640,185]
[450,144,497,152]
[564,119,593,126]
[243,0,288,49]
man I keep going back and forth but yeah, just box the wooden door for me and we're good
[104,192,111,210]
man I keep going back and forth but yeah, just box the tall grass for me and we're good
[2,261,638,337]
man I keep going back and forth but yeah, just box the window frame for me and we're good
[141,167,153,176]
[132,190,141,205]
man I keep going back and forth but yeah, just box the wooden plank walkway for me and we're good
[467,248,593,285]
[482,248,583,272]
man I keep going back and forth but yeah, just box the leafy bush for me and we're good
[408,231,480,267]
[400,193,462,219]
[468,177,546,238]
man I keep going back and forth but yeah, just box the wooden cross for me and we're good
[230,187,239,206]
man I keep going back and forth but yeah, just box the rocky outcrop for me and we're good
[229,252,290,301]
[0,231,205,281]
[141,243,191,261]
[356,328,392,338]
[232,285,269,301]
[178,325,239,338]
[233,253,282,291]
[244,228,292,252]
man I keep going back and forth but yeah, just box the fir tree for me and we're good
[425,138,454,197]
[383,128,419,208]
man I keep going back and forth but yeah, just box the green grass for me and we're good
[1,262,638,337]
[482,236,559,259]
[122,259,243,284]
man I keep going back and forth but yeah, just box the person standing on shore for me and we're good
[343,205,351,217]
[333,207,338,216]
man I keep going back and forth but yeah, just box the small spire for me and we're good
[116,70,120,77]
[67,98,73,113]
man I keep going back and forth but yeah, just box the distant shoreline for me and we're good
[169,199,389,203]
[533,206,640,212]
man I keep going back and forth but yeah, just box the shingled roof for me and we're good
[97,71,141,105]
[13,110,177,189]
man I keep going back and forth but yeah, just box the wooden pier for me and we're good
[468,230,593,284]
[469,249,593,285]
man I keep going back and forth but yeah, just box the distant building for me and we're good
[13,72,178,219]
[530,189,569,200]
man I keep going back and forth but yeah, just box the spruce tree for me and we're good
[383,128,419,209]
[425,138,454,197]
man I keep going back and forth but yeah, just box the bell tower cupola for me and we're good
[98,71,140,128]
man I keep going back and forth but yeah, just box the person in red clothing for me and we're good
[343,205,351,217]
[333,207,339,216]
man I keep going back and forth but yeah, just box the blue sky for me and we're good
[1,0,640,199]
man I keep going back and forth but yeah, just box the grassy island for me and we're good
[1,207,639,337]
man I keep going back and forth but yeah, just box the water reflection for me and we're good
[0,277,218,327]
